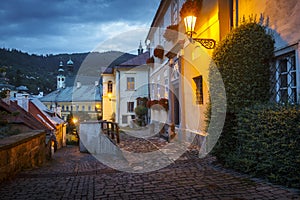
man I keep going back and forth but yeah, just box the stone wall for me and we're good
[0,131,46,182]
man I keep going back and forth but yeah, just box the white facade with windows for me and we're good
[116,67,149,126]
[101,50,150,126]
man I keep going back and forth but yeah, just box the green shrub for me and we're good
[134,105,147,117]
[212,21,274,112]
[209,20,274,162]
[227,104,300,188]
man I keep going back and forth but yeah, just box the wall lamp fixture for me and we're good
[184,15,216,49]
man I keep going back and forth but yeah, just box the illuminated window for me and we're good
[127,77,135,90]
[108,81,113,93]
[193,76,204,105]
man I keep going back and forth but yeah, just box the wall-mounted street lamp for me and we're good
[184,15,216,49]
[72,117,78,124]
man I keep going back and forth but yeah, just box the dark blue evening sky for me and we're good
[0,0,160,55]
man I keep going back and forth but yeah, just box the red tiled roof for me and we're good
[0,100,47,130]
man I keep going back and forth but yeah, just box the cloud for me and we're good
[0,0,160,54]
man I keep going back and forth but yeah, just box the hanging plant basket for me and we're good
[147,99,160,110]
[180,0,202,19]
[153,45,164,59]
[163,24,179,42]
[146,56,154,65]
[158,98,169,111]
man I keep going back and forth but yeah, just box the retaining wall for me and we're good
[0,131,46,182]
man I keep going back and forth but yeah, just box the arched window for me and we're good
[108,81,113,93]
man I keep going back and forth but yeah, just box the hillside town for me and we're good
[0,0,300,199]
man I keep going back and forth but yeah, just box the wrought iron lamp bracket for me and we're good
[190,38,216,49]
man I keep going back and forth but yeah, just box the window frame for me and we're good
[127,102,134,113]
[193,75,204,105]
[127,77,135,91]
[274,51,298,104]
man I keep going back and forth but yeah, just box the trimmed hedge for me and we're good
[227,104,300,188]
[212,21,274,112]
[209,21,274,163]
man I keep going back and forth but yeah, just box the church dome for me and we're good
[67,58,74,65]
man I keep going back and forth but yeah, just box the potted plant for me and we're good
[146,56,154,65]
[163,24,179,42]
[153,45,164,59]
[180,0,202,19]
[159,98,169,111]
[147,99,160,110]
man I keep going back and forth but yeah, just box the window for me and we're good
[171,0,179,24]
[88,106,91,111]
[151,81,155,100]
[127,77,135,90]
[108,81,113,93]
[127,102,134,112]
[62,105,64,111]
[272,51,298,104]
[157,84,161,99]
[193,76,204,105]
[165,78,169,98]
[82,105,85,111]
[122,115,128,124]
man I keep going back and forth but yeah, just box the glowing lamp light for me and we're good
[184,15,197,37]
[72,117,78,124]
[183,15,216,49]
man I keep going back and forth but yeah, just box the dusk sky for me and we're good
[0,0,161,55]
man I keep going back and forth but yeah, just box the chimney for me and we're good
[76,81,81,89]
[16,93,29,112]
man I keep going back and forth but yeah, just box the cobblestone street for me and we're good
[0,134,299,200]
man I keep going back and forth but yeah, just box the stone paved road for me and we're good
[0,136,299,200]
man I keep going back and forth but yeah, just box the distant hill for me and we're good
[0,48,135,94]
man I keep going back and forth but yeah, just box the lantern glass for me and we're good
[184,15,197,36]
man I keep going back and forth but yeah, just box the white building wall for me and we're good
[117,67,149,127]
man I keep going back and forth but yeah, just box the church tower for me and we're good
[138,41,143,55]
[66,57,74,76]
[57,61,66,89]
